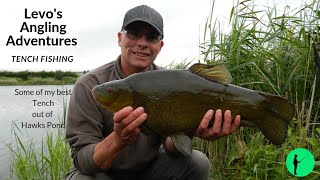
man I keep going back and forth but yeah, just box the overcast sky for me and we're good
[0,0,304,71]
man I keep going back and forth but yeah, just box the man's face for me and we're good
[118,21,164,72]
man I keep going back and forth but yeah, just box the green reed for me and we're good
[192,0,320,179]
[6,100,72,180]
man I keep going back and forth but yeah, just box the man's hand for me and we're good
[193,109,240,140]
[93,106,147,170]
[113,106,148,145]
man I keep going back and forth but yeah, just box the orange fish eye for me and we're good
[106,88,113,94]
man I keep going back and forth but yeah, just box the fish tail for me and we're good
[256,92,295,145]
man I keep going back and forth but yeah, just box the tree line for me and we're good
[0,70,79,80]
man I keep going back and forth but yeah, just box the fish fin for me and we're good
[189,63,233,84]
[256,92,295,145]
[171,134,192,157]
[240,120,256,127]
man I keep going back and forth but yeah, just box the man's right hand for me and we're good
[113,106,148,145]
[93,106,147,170]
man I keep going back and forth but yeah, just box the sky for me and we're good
[0,0,304,72]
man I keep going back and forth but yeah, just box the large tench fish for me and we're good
[92,63,295,156]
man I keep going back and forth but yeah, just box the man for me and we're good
[293,155,299,175]
[66,5,241,180]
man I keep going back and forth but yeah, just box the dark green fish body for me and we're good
[92,64,295,156]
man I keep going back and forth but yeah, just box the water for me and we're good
[0,85,73,178]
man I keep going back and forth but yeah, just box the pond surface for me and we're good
[0,85,73,178]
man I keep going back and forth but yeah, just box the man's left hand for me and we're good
[193,109,241,140]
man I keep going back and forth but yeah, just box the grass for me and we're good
[6,128,72,179]
[191,0,320,179]
[0,76,79,85]
[5,100,72,180]
[0,70,80,85]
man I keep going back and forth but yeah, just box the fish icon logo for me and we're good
[286,148,315,177]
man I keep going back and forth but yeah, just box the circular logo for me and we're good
[286,148,315,177]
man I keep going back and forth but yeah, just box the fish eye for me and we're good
[106,88,113,94]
